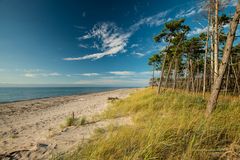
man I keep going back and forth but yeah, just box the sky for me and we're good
[0,0,238,87]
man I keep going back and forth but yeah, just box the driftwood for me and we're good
[107,97,119,102]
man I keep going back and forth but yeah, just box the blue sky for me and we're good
[0,0,238,87]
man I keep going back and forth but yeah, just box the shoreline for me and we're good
[0,88,138,159]
[0,87,133,104]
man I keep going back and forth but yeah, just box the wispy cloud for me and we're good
[64,22,130,61]
[24,71,61,78]
[130,10,170,31]
[130,44,139,48]
[79,73,100,76]
[175,7,196,18]
[64,9,172,61]
[109,71,136,76]
[132,52,145,57]
[73,70,156,86]
[74,78,148,86]
[66,73,100,77]
[78,44,88,48]
[64,1,214,61]
[188,27,207,36]
[107,70,158,76]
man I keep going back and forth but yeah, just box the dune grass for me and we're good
[58,88,240,160]
[60,116,87,128]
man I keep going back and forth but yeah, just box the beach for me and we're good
[0,88,136,160]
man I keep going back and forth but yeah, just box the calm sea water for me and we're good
[0,87,123,103]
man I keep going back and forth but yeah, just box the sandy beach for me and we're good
[0,88,136,160]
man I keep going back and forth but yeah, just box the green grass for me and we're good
[61,116,87,128]
[57,88,240,160]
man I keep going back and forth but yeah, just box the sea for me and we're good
[0,87,124,103]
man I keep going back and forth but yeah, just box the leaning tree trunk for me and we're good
[214,0,219,83]
[151,65,155,88]
[157,52,167,94]
[206,1,240,116]
[203,8,210,97]
[231,56,240,93]
[224,63,230,95]
[165,59,173,87]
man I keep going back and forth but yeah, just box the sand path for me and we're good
[0,89,136,159]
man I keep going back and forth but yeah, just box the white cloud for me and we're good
[79,73,100,76]
[77,34,92,40]
[91,71,153,86]
[24,72,61,78]
[78,44,88,48]
[140,71,161,75]
[64,1,217,62]
[63,9,173,61]
[48,72,61,76]
[130,10,170,31]
[132,52,145,57]
[130,44,139,48]
[0,68,6,72]
[109,71,136,76]
[64,22,130,61]
[74,78,148,86]
[139,71,152,75]
[66,73,100,77]
[24,73,37,78]
[188,27,207,36]
[175,7,196,18]
[71,70,160,86]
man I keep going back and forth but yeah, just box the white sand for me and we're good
[0,88,136,160]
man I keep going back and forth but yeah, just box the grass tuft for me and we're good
[61,116,87,128]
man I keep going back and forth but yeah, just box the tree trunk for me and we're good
[190,59,195,92]
[203,8,210,97]
[214,0,219,83]
[157,52,167,94]
[173,58,178,90]
[165,59,173,87]
[186,59,191,92]
[231,56,240,93]
[151,65,155,88]
[197,62,200,92]
[206,2,240,116]
[210,8,215,90]
[224,63,230,96]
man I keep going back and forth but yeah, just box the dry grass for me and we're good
[56,88,240,160]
